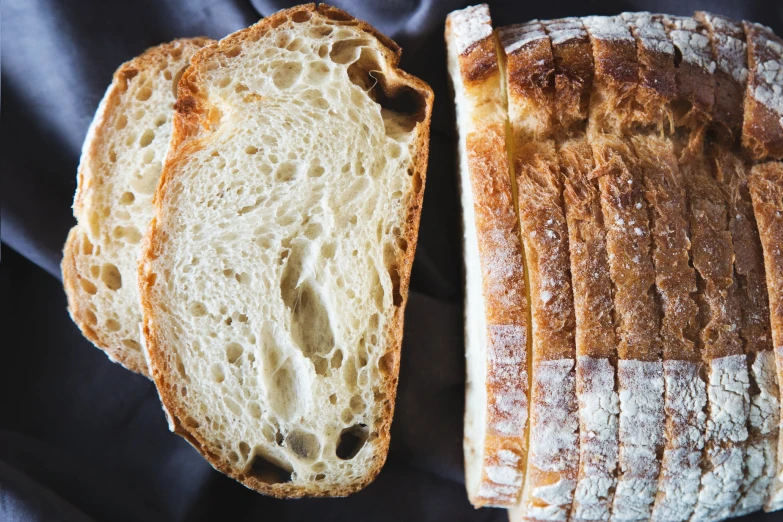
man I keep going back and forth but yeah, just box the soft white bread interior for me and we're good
[137,4,432,497]
[62,38,211,375]
[446,4,530,508]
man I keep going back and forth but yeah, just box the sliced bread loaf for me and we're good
[137,4,432,497]
[62,38,211,375]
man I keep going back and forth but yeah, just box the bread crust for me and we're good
[742,23,783,160]
[139,4,433,498]
[501,21,580,520]
[62,37,212,376]
[748,161,783,512]
[447,4,530,507]
[696,12,748,142]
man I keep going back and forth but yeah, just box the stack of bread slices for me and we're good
[447,4,783,520]
[63,4,433,498]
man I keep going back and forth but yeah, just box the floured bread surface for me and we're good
[742,23,783,160]
[138,5,432,497]
[748,162,783,511]
[447,4,530,508]
[62,38,211,375]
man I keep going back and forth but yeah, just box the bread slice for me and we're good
[583,16,667,521]
[748,161,783,512]
[540,17,621,522]
[742,22,783,160]
[696,12,748,142]
[498,21,580,522]
[694,12,780,515]
[659,15,752,521]
[713,146,779,516]
[137,4,432,497]
[62,38,211,376]
[445,4,530,507]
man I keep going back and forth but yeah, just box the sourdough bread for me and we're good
[446,4,530,507]
[62,38,211,375]
[137,4,432,497]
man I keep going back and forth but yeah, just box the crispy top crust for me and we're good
[583,16,639,134]
[498,21,555,141]
[449,4,498,84]
[662,15,716,128]
[543,18,594,135]
[140,3,433,498]
[696,12,748,140]
[621,12,676,129]
[742,22,783,160]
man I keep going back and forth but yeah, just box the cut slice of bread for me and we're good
[500,21,580,522]
[137,4,432,497]
[446,4,530,508]
[742,23,783,160]
[660,15,752,521]
[748,161,783,512]
[62,38,212,376]
[584,16,666,521]
[543,17,621,522]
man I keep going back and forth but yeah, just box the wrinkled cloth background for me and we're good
[2,1,782,521]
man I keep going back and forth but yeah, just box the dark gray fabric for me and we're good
[1,1,781,521]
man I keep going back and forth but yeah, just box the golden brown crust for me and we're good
[64,37,211,377]
[543,18,594,135]
[583,16,639,135]
[747,161,783,512]
[684,146,744,361]
[140,4,433,498]
[696,12,747,141]
[498,21,555,141]
[632,134,700,362]
[561,138,615,361]
[514,141,577,363]
[742,22,783,160]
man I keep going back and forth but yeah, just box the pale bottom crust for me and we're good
[612,360,665,521]
[573,356,619,521]
[511,359,578,521]
[651,360,706,522]
[692,354,750,521]
[734,350,780,515]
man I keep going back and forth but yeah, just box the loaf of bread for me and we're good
[136,4,432,497]
[62,38,211,375]
[449,5,783,519]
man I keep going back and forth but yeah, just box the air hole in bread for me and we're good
[106,319,121,332]
[119,191,135,205]
[349,394,366,414]
[291,10,312,23]
[341,408,354,423]
[89,265,100,278]
[115,114,128,130]
[286,429,321,461]
[239,441,251,460]
[321,8,353,22]
[211,364,225,383]
[378,351,394,376]
[329,39,372,64]
[331,349,343,369]
[275,161,299,182]
[246,450,293,484]
[223,396,242,416]
[189,302,207,317]
[286,37,304,52]
[100,263,122,290]
[228,451,239,464]
[139,129,155,148]
[122,339,141,352]
[272,62,303,91]
[226,342,244,364]
[329,393,337,405]
[183,415,198,428]
[84,309,98,325]
[136,85,152,102]
[336,424,368,460]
